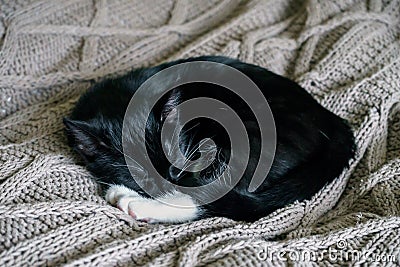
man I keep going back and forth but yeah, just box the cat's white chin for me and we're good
[105,184,200,223]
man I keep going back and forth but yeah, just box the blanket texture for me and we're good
[1,0,400,266]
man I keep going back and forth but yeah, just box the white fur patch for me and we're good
[105,184,200,223]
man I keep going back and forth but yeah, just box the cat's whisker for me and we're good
[110,163,145,172]
[110,164,137,167]
[167,120,181,156]
[114,147,138,164]
[184,138,210,161]
[165,121,200,157]
[96,181,115,187]
[177,160,199,176]
[178,149,220,177]
[112,146,145,172]
[145,139,157,154]
[225,165,233,186]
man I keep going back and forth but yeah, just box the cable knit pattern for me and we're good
[1,0,399,266]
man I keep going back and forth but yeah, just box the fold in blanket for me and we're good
[0,0,399,266]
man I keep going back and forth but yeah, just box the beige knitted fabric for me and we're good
[1,0,400,266]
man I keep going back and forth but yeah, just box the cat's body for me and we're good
[64,56,355,223]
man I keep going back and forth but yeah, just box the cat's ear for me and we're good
[161,89,181,123]
[63,118,107,160]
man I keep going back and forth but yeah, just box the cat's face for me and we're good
[63,87,230,195]
[143,89,232,191]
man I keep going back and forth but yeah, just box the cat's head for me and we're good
[63,86,232,194]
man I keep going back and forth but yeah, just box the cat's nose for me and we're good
[168,166,183,181]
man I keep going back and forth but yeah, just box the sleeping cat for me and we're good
[64,56,355,223]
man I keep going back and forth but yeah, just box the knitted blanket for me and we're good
[1,0,399,266]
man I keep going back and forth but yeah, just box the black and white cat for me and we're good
[64,56,355,223]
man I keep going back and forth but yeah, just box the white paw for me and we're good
[124,198,161,223]
[105,185,157,223]
[105,185,200,223]
[105,184,140,205]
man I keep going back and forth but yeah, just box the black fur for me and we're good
[64,56,355,222]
